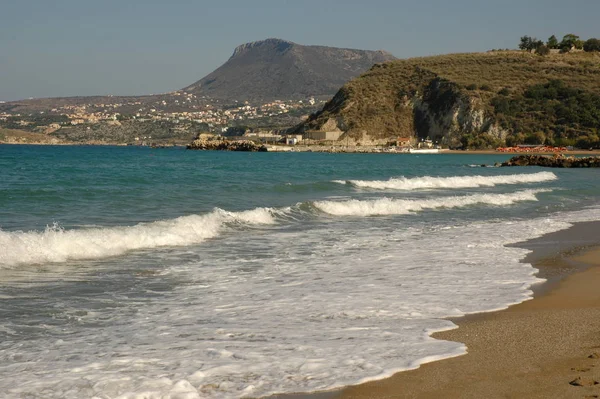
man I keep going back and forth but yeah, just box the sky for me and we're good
[1,0,598,101]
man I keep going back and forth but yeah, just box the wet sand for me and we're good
[271,222,600,399]
[337,222,600,399]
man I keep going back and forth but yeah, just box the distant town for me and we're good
[0,92,323,130]
[0,92,327,145]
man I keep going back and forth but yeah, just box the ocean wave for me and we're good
[313,189,550,216]
[334,172,557,190]
[0,208,277,267]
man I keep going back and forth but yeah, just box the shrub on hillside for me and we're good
[524,131,546,145]
[535,45,550,56]
[460,133,502,149]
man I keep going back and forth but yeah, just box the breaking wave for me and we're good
[334,172,557,190]
[313,189,550,216]
[0,208,277,267]
[0,186,553,267]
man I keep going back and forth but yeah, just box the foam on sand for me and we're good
[335,171,557,190]
[313,189,549,216]
[4,206,600,399]
[0,208,277,267]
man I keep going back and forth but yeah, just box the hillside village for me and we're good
[0,94,325,144]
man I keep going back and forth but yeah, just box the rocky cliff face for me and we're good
[410,78,507,148]
[296,51,600,148]
[182,38,396,102]
[298,64,507,147]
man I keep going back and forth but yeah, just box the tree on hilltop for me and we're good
[584,38,600,52]
[547,35,559,49]
[559,34,583,52]
[519,36,544,52]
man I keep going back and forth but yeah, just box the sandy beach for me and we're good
[335,222,600,399]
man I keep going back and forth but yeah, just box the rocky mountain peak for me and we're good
[183,39,396,101]
[232,38,294,57]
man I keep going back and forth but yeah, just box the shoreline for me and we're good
[271,221,600,399]
[0,141,187,147]
[3,141,600,156]
[339,221,600,398]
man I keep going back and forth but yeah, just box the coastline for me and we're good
[4,141,600,156]
[272,221,600,399]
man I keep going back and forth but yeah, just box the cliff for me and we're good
[296,51,600,148]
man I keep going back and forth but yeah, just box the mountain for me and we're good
[182,38,396,101]
[296,51,600,148]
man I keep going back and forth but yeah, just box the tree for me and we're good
[519,36,534,51]
[525,131,546,145]
[584,38,600,52]
[534,39,544,50]
[506,133,525,147]
[547,35,559,49]
[224,126,247,137]
[519,36,544,52]
[560,34,583,52]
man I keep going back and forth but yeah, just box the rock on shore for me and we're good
[187,138,268,152]
[502,154,600,168]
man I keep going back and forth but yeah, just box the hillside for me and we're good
[0,128,67,145]
[297,51,600,148]
[182,38,396,101]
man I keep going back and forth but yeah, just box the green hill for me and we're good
[297,51,600,148]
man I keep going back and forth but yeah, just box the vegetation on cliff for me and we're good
[298,51,600,149]
[493,79,600,148]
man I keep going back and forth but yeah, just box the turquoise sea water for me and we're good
[1,145,600,398]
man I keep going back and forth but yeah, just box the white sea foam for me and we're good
[0,208,277,267]
[4,204,600,399]
[4,208,595,399]
[335,171,557,190]
[313,189,549,216]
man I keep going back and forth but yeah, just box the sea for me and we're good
[1,145,600,399]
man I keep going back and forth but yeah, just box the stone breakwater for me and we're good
[187,139,268,152]
[502,155,600,168]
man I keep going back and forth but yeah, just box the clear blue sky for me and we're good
[1,0,598,101]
